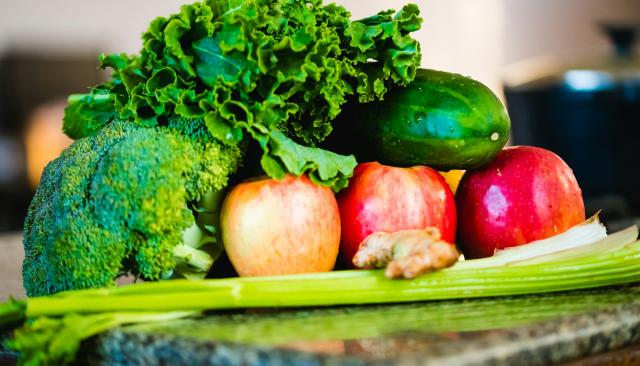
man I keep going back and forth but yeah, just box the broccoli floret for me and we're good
[23,119,243,297]
[168,116,244,201]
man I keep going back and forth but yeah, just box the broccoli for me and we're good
[23,118,243,296]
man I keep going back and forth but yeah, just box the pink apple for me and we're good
[456,146,585,259]
[220,175,340,276]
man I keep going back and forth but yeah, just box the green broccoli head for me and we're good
[23,118,243,297]
[23,122,131,295]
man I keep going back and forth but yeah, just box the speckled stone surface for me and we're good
[0,234,25,301]
[81,285,640,366]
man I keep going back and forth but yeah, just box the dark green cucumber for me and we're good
[328,69,510,170]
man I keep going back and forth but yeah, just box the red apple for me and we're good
[337,162,456,267]
[220,175,340,276]
[456,146,585,259]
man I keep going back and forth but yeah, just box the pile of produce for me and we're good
[2,0,640,365]
[23,0,424,297]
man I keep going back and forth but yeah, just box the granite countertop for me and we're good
[81,285,640,366]
[3,234,640,365]
[0,233,25,301]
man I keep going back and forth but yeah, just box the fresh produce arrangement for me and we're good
[2,0,640,365]
[23,0,422,297]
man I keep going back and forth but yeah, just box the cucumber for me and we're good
[327,69,510,170]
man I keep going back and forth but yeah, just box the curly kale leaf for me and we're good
[62,90,117,139]
[260,131,357,191]
[62,0,422,190]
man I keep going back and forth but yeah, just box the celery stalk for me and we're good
[21,242,640,317]
[513,226,638,265]
[455,215,611,269]
[4,230,640,366]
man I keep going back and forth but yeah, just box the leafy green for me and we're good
[62,0,423,190]
[7,311,196,366]
[261,131,357,191]
[62,91,116,139]
[0,299,25,328]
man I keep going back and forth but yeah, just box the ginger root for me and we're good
[352,228,460,279]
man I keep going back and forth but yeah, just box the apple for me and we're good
[220,175,340,276]
[456,146,585,259]
[337,162,456,267]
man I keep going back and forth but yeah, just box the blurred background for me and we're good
[0,0,639,232]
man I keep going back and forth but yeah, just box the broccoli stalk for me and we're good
[171,190,228,279]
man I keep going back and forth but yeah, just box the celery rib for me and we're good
[25,244,640,317]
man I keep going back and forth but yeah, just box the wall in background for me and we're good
[0,1,183,56]
[503,0,640,65]
[336,0,505,94]
[333,0,640,94]
[1,0,638,96]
